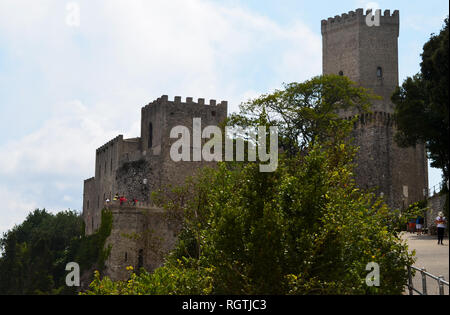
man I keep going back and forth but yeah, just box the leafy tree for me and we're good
[0,209,113,295]
[392,18,449,184]
[228,74,376,156]
[0,210,83,295]
[86,139,414,295]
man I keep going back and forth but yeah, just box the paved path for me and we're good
[401,232,449,295]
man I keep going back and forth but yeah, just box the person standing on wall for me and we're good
[435,212,447,245]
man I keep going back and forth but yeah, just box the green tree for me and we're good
[86,75,413,295]
[0,208,113,295]
[228,74,375,156]
[392,18,449,184]
[86,139,413,295]
[0,209,83,294]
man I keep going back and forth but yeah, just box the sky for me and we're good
[0,0,448,235]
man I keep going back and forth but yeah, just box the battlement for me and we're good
[343,111,395,128]
[84,177,95,184]
[142,95,228,111]
[103,199,156,211]
[96,135,124,154]
[321,8,399,34]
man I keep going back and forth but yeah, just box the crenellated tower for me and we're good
[83,95,228,236]
[322,9,428,209]
[82,95,227,281]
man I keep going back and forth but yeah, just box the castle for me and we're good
[82,8,428,280]
[82,97,227,279]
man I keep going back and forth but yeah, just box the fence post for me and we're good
[408,266,413,295]
[421,268,428,295]
[438,276,445,295]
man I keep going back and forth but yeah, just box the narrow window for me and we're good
[339,71,344,76]
[125,252,128,262]
[138,249,144,271]
[148,123,153,148]
[377,67,383,78]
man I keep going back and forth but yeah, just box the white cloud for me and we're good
[0,100,119,177]
[355,1,381,13]
[0,186,37,236]
[0,0,322,233]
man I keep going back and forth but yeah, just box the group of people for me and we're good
[105,194,139,206]
[409,212,447,245]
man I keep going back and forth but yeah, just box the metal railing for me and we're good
[407,266,449,295]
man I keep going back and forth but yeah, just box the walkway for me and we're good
[402,232,449,295]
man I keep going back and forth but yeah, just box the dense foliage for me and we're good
[0,209,113,295]
[228,74,375,156]
[0,210,82,294]
[85,75,414,295]
[392,18,449,184]
[85,141,414,295]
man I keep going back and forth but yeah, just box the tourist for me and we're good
[407,218,416,233]
[113,193,119,201]
[435,212,447,245]
[416,216,424,235]
[119,196,127,206]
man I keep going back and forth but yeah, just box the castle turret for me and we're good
[322,9,428,209]
[82,95,228,236]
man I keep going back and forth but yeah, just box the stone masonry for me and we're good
[322,9,428,210]
[83,96,227,280]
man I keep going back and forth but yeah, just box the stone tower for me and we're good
[82,96,227,280]
[321,9,428,209]
[83,95,228,236]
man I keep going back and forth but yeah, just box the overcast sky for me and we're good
[0,0,448,235]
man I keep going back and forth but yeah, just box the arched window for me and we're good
[148,123,153,148]
[339,71,344,76]
[377,67,383,78]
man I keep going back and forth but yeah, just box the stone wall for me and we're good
[103,202,180,281]
[82,94,228,280]
[349,113,428,210]
[322,9,428,210]
[321,8,399,114]
[82,95,228,237]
